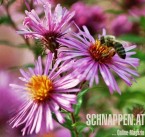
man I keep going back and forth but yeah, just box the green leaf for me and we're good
[77,88,89,99]
[119,34,145,44]
[105,9,124,14]
[74,88,89,116]
[133,50,145,61]
[72,122,94,133]
[96,128,120,137]
[0,16,11,25]
[116,91,145,110]
[140,16,145,29]
[128,77,145,93]
[32,40,45,58]
[70,132,76,137]
[74,98,82,116]
[52,113,73,130]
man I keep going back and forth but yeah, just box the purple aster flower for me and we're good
[70,2,106,35]
[111,15,133,36]
[88,6,106,34]
[111,14,141,36]
[58,26,139,94]
[9,53,80,135]
[129,7,145,17]
[0,71,20,120]
[33,0,54,5]
[19,3,75,56]
[0,71,31,137]
[71,2,90,27]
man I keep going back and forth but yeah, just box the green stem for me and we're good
[71,113,79,137]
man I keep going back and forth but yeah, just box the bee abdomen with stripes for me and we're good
[114,42,126,59]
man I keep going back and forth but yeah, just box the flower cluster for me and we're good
[9,1,139,136]
[111,0,145,36]
[70,2,106,35]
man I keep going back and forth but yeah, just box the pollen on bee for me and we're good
[26,75,53,102]
[89,40,116,62]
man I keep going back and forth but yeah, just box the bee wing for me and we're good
[102,28,106,36]
[98,28,106,40]
[116,40,128,47]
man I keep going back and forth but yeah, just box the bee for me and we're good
[100,35,126,59]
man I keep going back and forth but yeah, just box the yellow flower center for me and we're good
[89,40,116,62]
[26,75,53,102]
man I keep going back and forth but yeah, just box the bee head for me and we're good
[100,36,105,44]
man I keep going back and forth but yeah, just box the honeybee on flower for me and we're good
[58,26,139,93]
